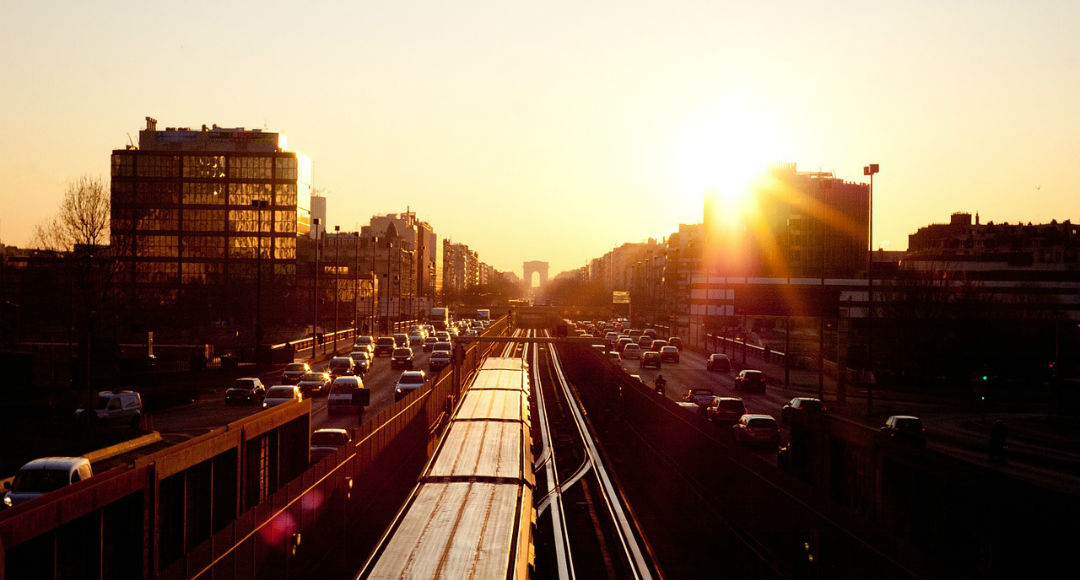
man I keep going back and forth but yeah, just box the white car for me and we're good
[621,344,642,360]
[327,376,366,415]
[263,385,302,409]
[3,457,93,508]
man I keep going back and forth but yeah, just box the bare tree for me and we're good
[33,176,111,251]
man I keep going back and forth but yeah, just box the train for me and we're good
[355,356,536,580]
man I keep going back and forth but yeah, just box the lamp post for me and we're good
[311,218,320,360]
[353,232,360,335]
[863,163,879,416]
[333,225,341,354]
[384,240,393,333]
[252,199,268,361]
[369,236,378,334]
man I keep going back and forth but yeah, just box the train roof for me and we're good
[428,420,535,485]
[455,389,531,425]
[365,482,534,580]
[470,368,530,394]
[479,357,526,372]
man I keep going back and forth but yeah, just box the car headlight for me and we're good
[395,388,402,393]
[262,402,269,408]
[3,495,12,507]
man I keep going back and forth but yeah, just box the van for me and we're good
[75,390,142,428]
[3,457,93,508]
[327,376,369,415]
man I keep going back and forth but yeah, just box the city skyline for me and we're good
[2,1,1078,276]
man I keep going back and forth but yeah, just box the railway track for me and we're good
[529,329,659,580]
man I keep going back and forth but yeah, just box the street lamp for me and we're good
[311,218,321,360]
[863,163,879,415]
[369,236,379,334]
[252,199,268,361]
[333,225,341,354]
[353,232,360,335]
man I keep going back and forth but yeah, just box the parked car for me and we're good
[281,362,311,384]
[327,356,356,378]
[263,385,302,409]
[75,390,142,428]
[733,414,781,447]
[3,457,93,508]
[659,346,680,363]
[668,336,683,350]
[297,372,332,396]
[705,397,747,424]
[375,336,396,356]
[781,397,827,423]
[391,347,414,369]
[622,344,643,360]
[706,353,731,372]
[683,388,718,408]
[734,369,766,392]
[327,376,367,415]
[394,371,427,401]
[423,336,438,352]
[640,351,662,369]
[226,378,266,405]
[880,415,927,447]
[310,428,351,463]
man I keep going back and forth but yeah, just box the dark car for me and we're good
[880,415,926,448]
[281,362,311,384]
[668,336,683,350]
[650,339,668,352]
[734,369,766,392]
[429,349,452,371]
[781,397,827,423]
[374,336,396,356]
[423,336,438,352]
[683,388,718,408]
[638,336,655,348]
[327,356,355,378]
[640,351,662,369]
[393,333,410,349]
[659,346,680,363]
[391,347,414,369]
[706,353,731,372]
[226,378,266,405]
[310,428,351,463]
[733,414,781,447]
[394,371,426,401]
[296,372,332,396]
[705,396,746,424]
[350,350,372,375]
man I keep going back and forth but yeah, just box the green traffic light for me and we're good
[982,375,988,381]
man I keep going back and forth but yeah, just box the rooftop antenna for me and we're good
[126,133,135,148]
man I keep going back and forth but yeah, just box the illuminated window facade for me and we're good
[111,127,311,306]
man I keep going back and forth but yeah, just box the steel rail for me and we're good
[546,330,654,580]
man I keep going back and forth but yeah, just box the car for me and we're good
[604,331,619,345]
[650,339,669,352]
[659,346,680,363]
[615,337,634,353]
[226,378,266,405]
[429,349,452,371]
[3,457,93,508]
[391,347,414,369]
[668,336,683,350]
[296,372,332,396]
[393,333,410,348]
[622,344,643,360]
[704,397,747,424]
[732,414,781,447]
[327,356,356,378]
[310,428,351,463]
[606,351,622,365]
[423,336,438,351]
[435,331,451,344]
[706,353,731,372]
[880,415,927,447]
[643,328,658,339]
[781,397,827,423]
[394,371,427,401]
[637,336,654,348]
[263,385,302,409]
[281,362,311,384]
[408,331,425,346]
[683,388,718,408]
[353,335,375,354]
[351,350,373,374]
[734,369,766,392]
[75,390,143,428]
[640,351,662,369]
[327,376,367,415]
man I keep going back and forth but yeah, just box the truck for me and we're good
[475,309,490,322]
[428,307,450,331]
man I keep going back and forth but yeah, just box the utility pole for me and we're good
[252,199,268,362]
[311,218,320,360]
[353,232,360,336]
[864,163,879,415]
[333,225,340,354]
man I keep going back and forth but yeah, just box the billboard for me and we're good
[612,291,630,304]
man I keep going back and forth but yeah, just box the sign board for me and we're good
[612,291,630,304]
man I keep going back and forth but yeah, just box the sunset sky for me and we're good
[2,1,1077,276]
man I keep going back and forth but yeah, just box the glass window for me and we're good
[184,209,226,232]
[228,156,273,179]
[135,208,178,231]
[182,182,225,205]
[229,183,272,207]
[136,235,178,258]
[228,209,272,233]
[229,236,258,258]
[273,263,296,277]
[275,156,298,180]
[112,154,134,177]
[180,262,222,284]
[111,182,134,205]
[135,155,179,178]
[273,236,296,260]
[137,182,179,204]
[135,262,178,283]
[274,210,297,233]
[274,183,297,207]
[182,155,226,179]
[181,235,225,259]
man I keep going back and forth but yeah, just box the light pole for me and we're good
[384,239,393,333]
[333,225,341,354]
[252,199,268,361]
[369,236,378,334]
[353,232,360,335]
[864,163,879,415]
[311,218,320,360]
